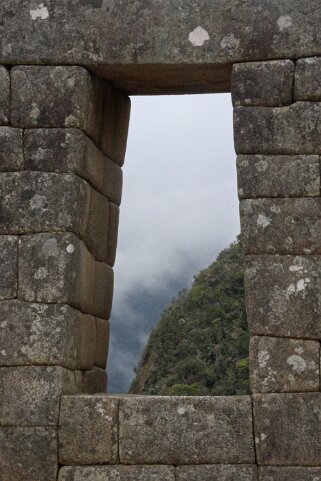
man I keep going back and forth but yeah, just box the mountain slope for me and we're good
[129,239,249,396]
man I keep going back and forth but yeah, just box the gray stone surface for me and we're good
[245,255,321,339]
[11,66,103,142]
[58,465,175,481]
[0,235,18,300]
[250,336,320,393]
[240,198,321,255]
[82,367,107,394]
[234,103,321,155]
[59,395,118,464]
[0,366,81,426]
[259,467,321,481]
[0,127,23,170]
[177,465,257,481]
[295,57,321,101]
[95,318,110,369]
[254,393,321,465]
[232,60,294,107]
[107,202,120,266]
[0,427,58,481]
[86,187,109,262]
[0,66,9,124]
[119,396,254,464]
[0,300,96,369]
[237,155,320,199]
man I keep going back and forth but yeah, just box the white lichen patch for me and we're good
[30,3,49,20]
[256,159,268,172]
[188,27,210,47]
[30,194,47,210]
[277,15,293,31]
[177,407,186,415]
[258,350,270,368]
[289,264,303,272]
[35,267,48,280]
[66,243,75,254]
[287,354,307,373]
[257,214,271,228]
[220,33,240,54]
[30,103,40,121]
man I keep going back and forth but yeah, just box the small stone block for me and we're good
[107,202,119,266]
[295,57,321,101]
[0,235,18,300]
[95,318,110,368]
[177,465,258,481]
[0,66,9,124]
[259,467,321,481]
[250,336,320,393]
[82,367,107,394]
[232,60,294,107]
[59,395,118,465]
[0,127,24,170]
[58,465,175,481]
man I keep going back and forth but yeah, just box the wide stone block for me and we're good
[18,232,113,319]
[259,467,321,481]
[0,127,24,170]
[82,367,107,394]
[254,393,321,465]
[0,366,81,426]
[58,465,175,481]
[0,300,95,369]
[11,66,103,142]
[177,465,257,481]
[95,318,110,368]
[59,395,118,465]
[250,336,320,393]
[237,155,320,199]
[0,235,18,300]
[295,57,321,101]
[245,255,321,339]
[240,197,321,255]
[107,202,120,266]
[24,128,123,205]
[0,66,9,124]
[234,102,321,155]
[232,60,294,107]
[119,396,254,464]
[0,427,58,481]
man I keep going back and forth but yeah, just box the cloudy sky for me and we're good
[108,93,240,392]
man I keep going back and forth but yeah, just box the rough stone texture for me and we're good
[250,336,320,393]
[107,202,120,267]
[0,366,81,426]
[0,127,24,170]
[18,232,113,319]
[0,66,9,124]
[95,318,110,369]
[0,427,58,481]
[0,235,18,300]
[259,467,321,481]
[24,128,123,205]
[58,465,175,481]
[0,300,96,369]
[245,255,321,339]
[234,103,321,155]
[59,395,118,465]
[237,155,320,199]
[177,465,258,481]
[254,393,321,465]
[240,198,321,255]
[232,60,294,107]
[119,396,254,464]
[11,66,103,142]
[295,57,321,101]
[82,367,107,394]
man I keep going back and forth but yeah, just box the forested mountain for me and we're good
[129,239,249,396]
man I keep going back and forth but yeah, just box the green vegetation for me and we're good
[129,238,249,396]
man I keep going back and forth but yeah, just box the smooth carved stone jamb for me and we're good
[95,318,110,369]
[250,336,320,393]
[59,395,118,465]
[234,102,321,155]
[82,366,107,394]
[176,465,258,481]
[237,155,320,199]
[259,467,321,481]
[11,66,103,143]
[107,202,120,267]
[0,236,18,300]
[24,129,123,205]
[232,60,294,107]
[0,127,24,170]
[18,232,113,319]
[0,300,96,369]
[240,198,321,255]
[0,427,58,481]
[119,396,255,464]
[0,66,9,124]
[0,366,82,426]
[245,255,321,340]
[58,465,176,481]
[253,393,321,465]
[295,57,321,101]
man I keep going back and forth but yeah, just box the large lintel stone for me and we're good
[176,465,257,481]
[58,465,175,481]
[259,467,321,481]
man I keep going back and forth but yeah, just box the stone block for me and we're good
[237,155,320,199]
[95,318,110,368]
[250,336,320,393]
[254,393,321,465]
[119,396,254,464]
[107,202,120,266]
[259,467,321,481]
[0,366,81,426]
[234,102,321,155]
[86,187,109,261]
[82,367,107,394]
[232,60,294,107]
[59,395,118,464]
[95,261,114,319]
[0,300,96,369]
[11,66,103,142]
[0,127,23,170]
[295,57,321,101]
[58,465,175,481]
[103,156,123,205]
[176,465,257,481]
[0,66,9,124]
[240,197,321,255]
[245,255,321,339]
[0,235,18,300]
[0,427,58,481]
